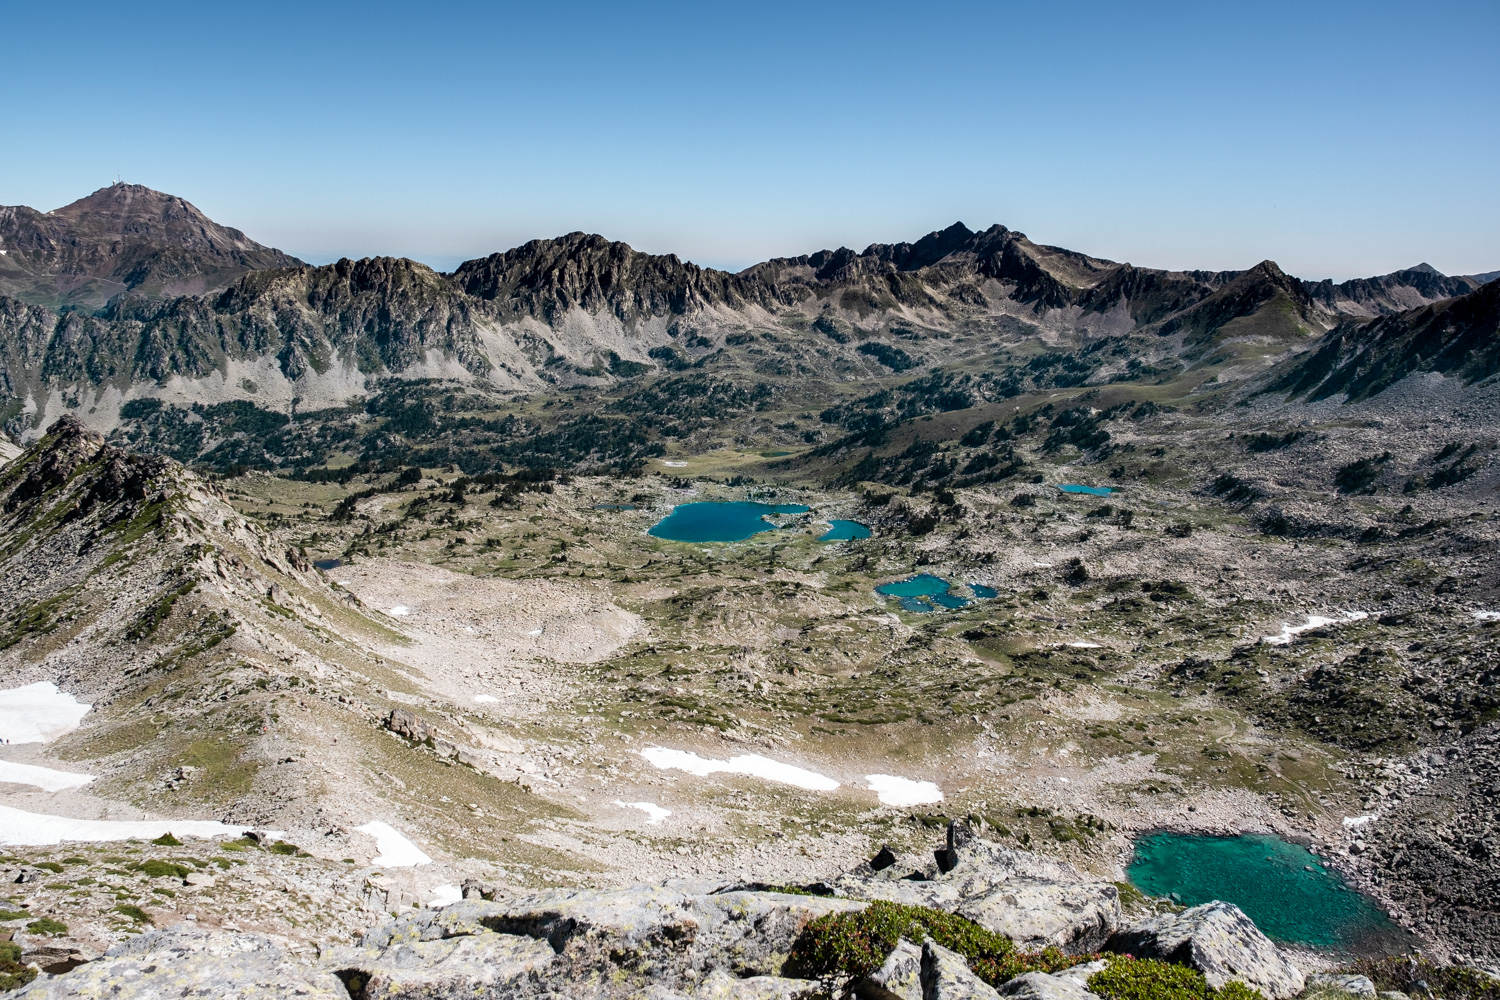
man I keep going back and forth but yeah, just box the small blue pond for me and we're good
[648,501,811,543]
[1057,484,1114,496]
[876,575,998,613]
[1129,832,1409,952]
[313,558,343,571]
[819,519,872,541]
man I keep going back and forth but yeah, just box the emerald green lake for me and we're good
[1129,832,1407,952]
[648,501,810,542]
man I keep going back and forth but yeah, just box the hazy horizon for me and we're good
[3,0,1496,282]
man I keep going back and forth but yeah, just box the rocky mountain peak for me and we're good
[0,184,303,312]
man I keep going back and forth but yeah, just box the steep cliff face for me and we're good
[0,184,303,312]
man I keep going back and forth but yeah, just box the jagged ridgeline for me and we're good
[1,186,1496,477]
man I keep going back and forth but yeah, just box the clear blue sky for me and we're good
[3,0,1496,279]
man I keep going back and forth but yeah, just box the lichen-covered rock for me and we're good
[1105,902,1306,1000]
[344,887,862,997]
[958,879,1121,953]
[1307,973,1376,997]
[15,929,344,999]
[853,937,924,1000]
[329,933,556,1000]
[998,971,1101,1000]
[921,940,1002,1000]
[691,969,818,1000]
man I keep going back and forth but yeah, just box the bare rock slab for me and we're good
[1105,901,1306,1000]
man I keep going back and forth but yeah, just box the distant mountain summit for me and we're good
[0,182,303,311]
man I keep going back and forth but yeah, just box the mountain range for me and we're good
[0,185,1496,476]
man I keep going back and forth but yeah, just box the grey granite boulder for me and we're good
[329,932,557,1000]
[998,971,1101,1000]
[339,887,864,997]
[690,969,818,1000]
[15,929,344,999]
[1307,974,1376,997]
[921,940,1002,1000]
[853,937,925,1000]
[834,836,1119,955]
[1105,901,1306,1000]
[958,879,1121,953]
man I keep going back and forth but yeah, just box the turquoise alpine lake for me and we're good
[648,501,811,542]
[1057,484,1114,496]
[819,519,872,541]
[1128,832,1407,952]
[875,575,999,613]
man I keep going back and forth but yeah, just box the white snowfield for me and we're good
[865,774,942,806]
[426,884,462,907]
[1472,610,1500,622]
[613,800,671,824]
[472,694,499,704]
[0,683,92,743]
[388,605,411,617]
[356,820,432,866]
[0,805,258,846]
[1343,813,1379,829]
[0,760,95,792]
[1262,611,1368,645]
[641,747,839,791]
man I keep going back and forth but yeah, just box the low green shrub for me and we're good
[1087,957,1264,1000]
[1348,957,1500,1000]
[113,904,152,924]
[150,833,182,846]
[785,901,1088,987]
[135,860,191,879]
[25,917,66,936]
[0,941,36,991]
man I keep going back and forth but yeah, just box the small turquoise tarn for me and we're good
[648,501,810,542]
[1128,832,1408,952]
[876,575,997,613]
[819,519,872,541]
[1057,484,1113,496]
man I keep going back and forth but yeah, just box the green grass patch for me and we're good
[113,904,152,924]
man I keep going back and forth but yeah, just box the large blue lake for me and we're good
[648,501,811,542]
[1129,832,1407,952]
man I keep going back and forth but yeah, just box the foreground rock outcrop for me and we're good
[1105,901,1306,1000]
[16,831,1317,1000]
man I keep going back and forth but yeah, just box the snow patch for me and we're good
[641,747,839,791]
[388,606,411,617]
[1342,814,1379,829]
[473,695,499,704]
[1471,611,1500,622]
[661,461,688,468]
[356,821,432,866]
[614,800,672,824]
[426,884,463,908]
[0,805,257,846]
[0,761,95,792]
[1033,561,1053,568]
[865,774,942,806]
[1066,641,1103,648]
[0,683,91,744]
[1262,611,1368,645]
